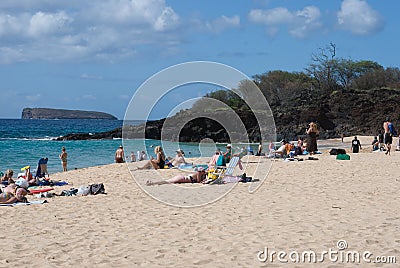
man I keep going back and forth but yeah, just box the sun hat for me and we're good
[226,144,232,148]
[176,149,184,154]
[15,178,29,189]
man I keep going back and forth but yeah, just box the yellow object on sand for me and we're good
[20,165,30,171]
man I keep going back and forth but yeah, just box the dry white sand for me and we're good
[1,136,399,267]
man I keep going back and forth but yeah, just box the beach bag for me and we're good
[89,183,105,195]
[336,154,350,160]
[330,148,346,155]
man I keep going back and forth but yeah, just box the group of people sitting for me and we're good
[267,138,306,159]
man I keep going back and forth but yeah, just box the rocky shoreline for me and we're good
[55,88,400,142]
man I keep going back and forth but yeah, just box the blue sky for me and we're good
[0,0,398,119]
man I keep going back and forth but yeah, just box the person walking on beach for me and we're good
[351,136,362,153]
[383,117,396,155]
[59,147,68,172]
[115,145,125,163]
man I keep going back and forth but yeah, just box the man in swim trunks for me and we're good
[115,145,125,163]
[383,117,393,155]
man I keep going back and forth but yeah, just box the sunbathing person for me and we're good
[0,187,29,204]
[170,149,188,167]
[0,178,29,204]
[137,146,166,170]
[20,166,36,186]
[146,167,207,185]
[1,169,14,185]
[267,140,291,158]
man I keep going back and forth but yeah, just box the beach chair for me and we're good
[209,156,240,184]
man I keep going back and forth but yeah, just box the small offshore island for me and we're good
[21,108,117,120]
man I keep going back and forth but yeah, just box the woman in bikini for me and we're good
[59,146,68,171]
[137,146,166,170]
[146,167,207,185]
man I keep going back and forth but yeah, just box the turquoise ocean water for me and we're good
[0,119,235,175]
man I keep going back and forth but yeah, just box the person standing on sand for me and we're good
[59,146,68,171]
[306,122,319,155]
[351,136,362,153]
[256,141,263,156]
[115,145,125,163]
[383,117,396,155]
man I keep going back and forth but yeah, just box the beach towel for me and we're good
[0,200,48,206]
[336,154,350,160]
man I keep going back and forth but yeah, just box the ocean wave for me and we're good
[0,137,57,141]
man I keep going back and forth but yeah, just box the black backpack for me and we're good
[89,183,106,195]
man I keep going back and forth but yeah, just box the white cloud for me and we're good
[78,94,97,101]
[25,93,41,101]
[337,0,384,35]
[154,6,180,31]
[0,0,181,63]
[249,8,293,25]
[28,11,72,37]
[205,15,240,33]
[80,73,103,80]
[290,6,322,38]
[248,6,322,38]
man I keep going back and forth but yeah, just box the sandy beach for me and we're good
[2,136,399,267]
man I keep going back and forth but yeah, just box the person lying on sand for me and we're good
[146,167,207,185]
[0,183,28,204]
